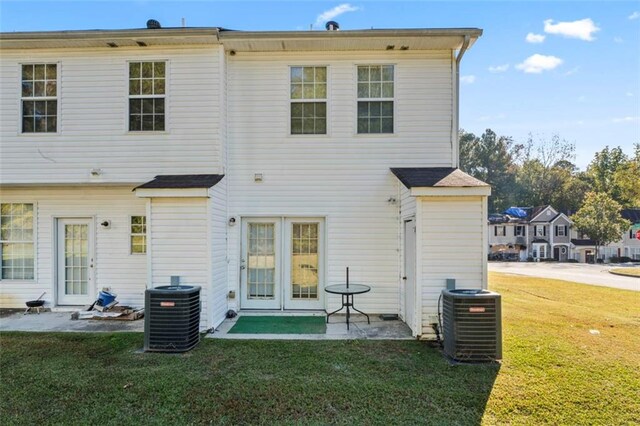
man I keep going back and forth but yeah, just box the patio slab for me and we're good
[209,313,414,340]
[0,309,144,333]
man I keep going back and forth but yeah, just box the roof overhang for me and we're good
[134,174,224,198]
[219,28,482,52]
[0,28,221,50]
[391,167,491,197]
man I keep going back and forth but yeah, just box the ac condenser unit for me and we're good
[441,289,502,362]
[144,285,201,352]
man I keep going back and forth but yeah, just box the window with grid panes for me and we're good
[290,66,327,134]
[357,65,394,134]
[0,204,35,280]
[129,62,166,131]
[291,223,319,299]
[21,64,57,133]
[130,216,147,254]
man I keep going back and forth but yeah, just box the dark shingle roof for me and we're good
[390,168,489,189]
[531,238,548,243]
[134,174,224,190]
[621,208,640,223]
[571,239,596,246]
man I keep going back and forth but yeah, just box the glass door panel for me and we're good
[57,218,93,305]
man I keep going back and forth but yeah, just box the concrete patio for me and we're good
[0,309,413,340]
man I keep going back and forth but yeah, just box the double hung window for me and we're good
[0,203,35,280]
[290,66,327,134]
[129,61,166,131]
[357,65,394,133]
[21,64,57,133]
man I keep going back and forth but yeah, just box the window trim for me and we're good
[556,225,566,237]
[129,215,147,255]
[19,62,60,135]
[125,59,170,134]
[514,225,525,237]
[355,63,396,135]
[0,202,37,282]
[288,65,330,137]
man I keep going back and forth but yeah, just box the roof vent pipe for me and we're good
[325,21,339,31]
[146,19,161,29]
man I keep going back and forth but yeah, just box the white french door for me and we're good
[57,218,94,305]
[240,217,324,310]
[240,218,281,309]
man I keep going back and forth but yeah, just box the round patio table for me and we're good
[324,283,371,330]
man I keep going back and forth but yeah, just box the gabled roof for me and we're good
[621,208,640,223]
[530,205,557,222]
[391,168,489,189]
[134,174,224,190]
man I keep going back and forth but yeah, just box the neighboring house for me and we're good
[489,206,640,263]
[489,205,572,261]
[0,24,489,338]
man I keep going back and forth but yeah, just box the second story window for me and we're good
[494,226,505,237]
[21,64,57,133]
[129,61,165,132]
[515,225,525,236]
[290,66,327,135]
[556,225,567,237]
[357,65,394,134]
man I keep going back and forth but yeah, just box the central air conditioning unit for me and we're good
[144,285,201,352]
[441,289,502,362]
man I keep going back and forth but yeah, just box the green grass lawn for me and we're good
[1,273,639,425]
[610,267,640,277]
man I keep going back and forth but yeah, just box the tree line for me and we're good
[459,129,640,214]
[460,129,639,257]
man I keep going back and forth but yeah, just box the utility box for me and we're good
[442,289,502,362]
[144,285,201,352]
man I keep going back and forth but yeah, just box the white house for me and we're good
[0,24,489,338]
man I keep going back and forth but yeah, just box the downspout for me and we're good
[453,35,470,168]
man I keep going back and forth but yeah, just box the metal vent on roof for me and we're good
[325,21,339,31]
[146,19,161,29]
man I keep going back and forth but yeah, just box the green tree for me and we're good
[459,128,522,212]
[612,143,640,207]
[515,134,582,211]
[585,146,629,205]
[571,192,630,260]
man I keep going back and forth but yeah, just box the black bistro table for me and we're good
[325,283,371,330]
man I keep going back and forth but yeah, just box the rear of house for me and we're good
[0,25,488,338]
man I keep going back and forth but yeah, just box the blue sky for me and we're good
[1,1,638,168]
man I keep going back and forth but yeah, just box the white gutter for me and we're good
[452,35,470,168]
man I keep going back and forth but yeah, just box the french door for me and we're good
[57,218,94,305]
[240,217,324,310]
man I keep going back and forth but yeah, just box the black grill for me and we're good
[442,289,502,362]
[144,285,201,352]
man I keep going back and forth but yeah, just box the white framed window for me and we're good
[535,226,545,237]
[128,61,166,131]
[539,245,546,258]
[130,216,147,254]
[556,225,566,237]
[21,64,58,133]
[357,65,394,134]
[290,66,327,135]
[495,226,506,236]
[0,203,35,280]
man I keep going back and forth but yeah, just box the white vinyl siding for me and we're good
[0,187,146,308]
[208,181,228,328]
[419,196,485,336]
[149,197,209,329]
[226,50,454,315]
[1,47,222,184]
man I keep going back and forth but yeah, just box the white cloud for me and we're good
[629,11,640,20]
[460,75,476,84]
[577,95,586,102]
[516,54,563,73]
[614,37,624,43]
[543,18,600,41]
[488,64,509,73]
[315,4,360,28]
[526,33,546,43]
[564,66,580,76]
[626,92,634,97]
[612,116,639,123]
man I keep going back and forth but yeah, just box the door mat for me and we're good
[227,316,326,334]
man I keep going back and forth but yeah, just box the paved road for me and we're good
[488,262,640,292]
